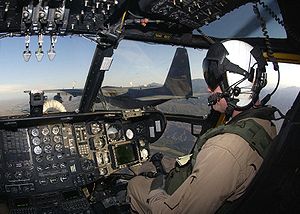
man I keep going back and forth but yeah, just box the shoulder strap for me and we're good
[193,119,272,162]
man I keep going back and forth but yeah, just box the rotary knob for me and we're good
[32,137,41,146]
[14,171,23,179]
[33,146,42,155]
[43,136,51,143]
[53,135,62,143]
[31,128,39,137]
[52,126,60,135]
[42,127,50,136]
[44,145,52,153]
[54,143,63,152]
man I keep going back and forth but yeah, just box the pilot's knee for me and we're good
[127,176,146,194]
[127,175,153,196]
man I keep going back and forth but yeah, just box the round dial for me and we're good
[33,146,42,155]
[55,143,63,152]
[52,126,60,135]
[41,127,50,136]
[90,122,102,135]
[32,137,41,146]
[43,136,51,143]
[31,128,39,137]
[126,129,134,140]
[53,135,62,143]
[46,154,54,161]
[107,124,122,141]
[44,145,52,153]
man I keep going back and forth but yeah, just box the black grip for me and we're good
[150,152,167,175]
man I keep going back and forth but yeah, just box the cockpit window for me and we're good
[0,37,298,120]
[0,36,95,116]
[197,0,286,39]
[96,40,210,116]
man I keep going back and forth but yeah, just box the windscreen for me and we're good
[0,36,94,116]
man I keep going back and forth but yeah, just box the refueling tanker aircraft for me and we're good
[24,47,193,109]
[0,0,300,213]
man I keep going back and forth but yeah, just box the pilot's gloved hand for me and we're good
[150,174,165,191]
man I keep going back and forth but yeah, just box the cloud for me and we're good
[266,63,300,87]
[0,84,26,93]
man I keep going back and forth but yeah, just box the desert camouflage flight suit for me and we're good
[127,116,277,214]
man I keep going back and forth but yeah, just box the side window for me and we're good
[262,63,300,129]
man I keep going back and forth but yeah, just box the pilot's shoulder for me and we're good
[203,132,249,152]
[244,117,277,139]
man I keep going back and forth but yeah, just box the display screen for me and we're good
[115,143,138,165]
[15,198,30,208]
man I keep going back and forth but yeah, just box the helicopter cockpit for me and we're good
[0,0,300,213]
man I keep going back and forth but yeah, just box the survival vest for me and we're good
[164,106,276,196]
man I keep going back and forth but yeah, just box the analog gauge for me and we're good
[140,149,149,160]
[31,128,39,137]
[33,146,42,155]
[107,125,122,141]
[126,129,134,140]
[44,145,52,153]
[32,137,41,146]
[90,122,102,135]
[43,136,51,144]
[52,126,60,135]
[41,127,50,136]
[54,143,63,152]
[53,135,62,143]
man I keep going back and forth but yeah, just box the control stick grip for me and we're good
[150,152,167,175]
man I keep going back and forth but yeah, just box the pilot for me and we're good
[127,40,277,213]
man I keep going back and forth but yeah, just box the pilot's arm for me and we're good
[144,133,261,213]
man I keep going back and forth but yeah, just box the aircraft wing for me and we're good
[24,89,83,97]
[24,47,192,109]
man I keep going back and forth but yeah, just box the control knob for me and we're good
[33,146,42,155]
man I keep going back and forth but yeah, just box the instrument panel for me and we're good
[0,109,166,197]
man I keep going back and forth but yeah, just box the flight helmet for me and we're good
[202,40,268,115]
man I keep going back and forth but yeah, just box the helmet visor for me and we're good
[203,59,219,91]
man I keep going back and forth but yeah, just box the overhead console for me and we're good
[0,0,125,35]
[0,0,255,36]
[135,0,254,30]
[0,109,166,197]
